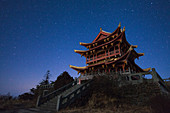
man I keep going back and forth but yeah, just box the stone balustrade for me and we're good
[36,80,77,107]
[58,80,92,111]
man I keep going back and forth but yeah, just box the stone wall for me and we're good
[119,80,162,105]
[67,76,168,109]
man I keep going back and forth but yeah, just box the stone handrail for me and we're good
[36,81,77,107]
[164,78,170,81]
[39,84,54,89]
[151,68,168,91]
[124,68,169,92]
[58,80,92,111]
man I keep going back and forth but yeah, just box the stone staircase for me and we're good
[38,96,59,111]
[38,84,83,111]
[36,80,92,112]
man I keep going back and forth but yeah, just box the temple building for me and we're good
[70,23,150,80]
[36,23,168,111]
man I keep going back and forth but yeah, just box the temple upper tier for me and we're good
[70,23,150,75]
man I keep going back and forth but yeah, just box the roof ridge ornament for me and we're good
[123,26,125,32]
[100,27,102,31]
[138,53,144,56]
[79,42,88,45]
[74,50,86,52]
[118,22,121,27]
[132,45,138,48]
[128,46,133,51]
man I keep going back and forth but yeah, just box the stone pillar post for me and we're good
[78,78,81,84]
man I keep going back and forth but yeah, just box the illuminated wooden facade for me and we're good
[70,23,150,76]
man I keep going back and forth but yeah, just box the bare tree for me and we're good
[39,70,51,85]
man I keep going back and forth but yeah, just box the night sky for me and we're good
[0,0,169,96]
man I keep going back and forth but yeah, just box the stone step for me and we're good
[39,82,90,112]
[49,100,58,103]
[38,84,84,111]
[39,107,56,111]
[39,104,57,108]
[39,106,56,109]
[40,102,55,107]
[44,100,57,104]
[40,103,57,107]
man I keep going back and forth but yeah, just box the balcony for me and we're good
[86,50,120,63]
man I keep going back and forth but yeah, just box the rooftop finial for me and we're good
[118,22,121,27]
[123,26,125,32]
[100,27,102,31]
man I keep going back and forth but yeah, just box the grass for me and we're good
[0,95,36,110]
[61,76,170,113]
[1,77,170,113]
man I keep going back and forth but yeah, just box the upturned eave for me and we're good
[69,65,87,72]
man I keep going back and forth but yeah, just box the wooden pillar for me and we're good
[122,64,125,72]
[108,49,110,56]
[115,67,117,73]
[114,46,115,54]
[118,43,120,54]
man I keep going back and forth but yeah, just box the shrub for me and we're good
[54,71,74,90]
[149,95,170,113]
[18,93,34,100]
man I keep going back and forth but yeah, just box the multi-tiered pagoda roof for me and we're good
[70,23,150,75]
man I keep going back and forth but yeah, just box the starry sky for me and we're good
[0,0,169,96]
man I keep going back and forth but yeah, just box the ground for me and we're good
[0,106,152,113]
[0,78,170,113]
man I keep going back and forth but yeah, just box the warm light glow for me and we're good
[143,68,151,72]
[118,22,121,27]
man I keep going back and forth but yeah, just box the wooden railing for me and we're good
[87,50,120,63]
[97,53,105,58]
[36,81,77,107]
